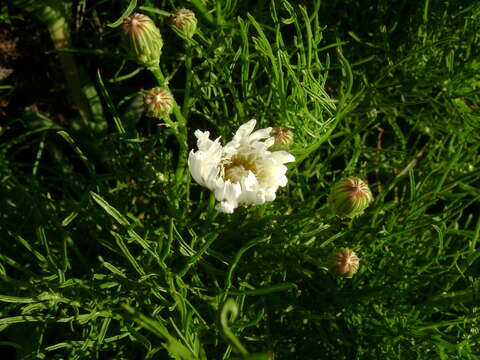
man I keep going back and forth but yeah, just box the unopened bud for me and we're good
[328,177,373,218]
[270,127,294,149]
[144,88,174,119]
[122,13,163,68]
[171,8,197,38]
[328,248,360,278]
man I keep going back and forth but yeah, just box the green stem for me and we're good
[205,193,217,223]
[188,0,216,27]
[149,66,166,86]
[220,299,249,356]
[182,45,193,117]
[171,104,188,185]
[256,204,267,218]
[149,67,188,186]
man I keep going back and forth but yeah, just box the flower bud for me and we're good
[328,177,373,218]
[144,88,174,119]
[122,13,163,68]
[171,8,197,38]
[328,248,360,278]
[270,127,294,148]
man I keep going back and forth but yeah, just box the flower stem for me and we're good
[205,193,217,223]
[149,66,188,189]
[182,45,193,117]
[149,66,166,86]
[257,204,267,218]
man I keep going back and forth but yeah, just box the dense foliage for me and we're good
[0,0,479,359]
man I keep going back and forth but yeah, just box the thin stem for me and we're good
[219,299,249,356]
[188,0,216,27]
[182,45,193,117]
[256,203,267,218]
[205,193,217,224]
[171,105,188,186]
[149,66,189,190]
[150,66,166,86]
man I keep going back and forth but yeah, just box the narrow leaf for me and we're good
[107,0,137,28]
[114,234,146,276]
[90,192,130,226]
[96,70,126,135]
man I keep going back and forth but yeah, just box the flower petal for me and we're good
[272,150,295,164]
[215,201,235,213]
[232,119,256,143]
[249,127,272,141]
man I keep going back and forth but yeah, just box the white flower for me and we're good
[188,120,295,213]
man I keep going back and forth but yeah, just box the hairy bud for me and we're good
[270,127,294,148]
[144,88,174,119]
[122,13,163,68]
[171,8,197,38]
[328,248,360,278]
[328,177,373,218]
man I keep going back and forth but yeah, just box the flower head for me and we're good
[188,120,295,213]
[144,87,174,119]
[328,177,373,218]
[122,13,163,68]
[328,248,360,278]
[171,8,197,38]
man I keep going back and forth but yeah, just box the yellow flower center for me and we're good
[223,155,258,183]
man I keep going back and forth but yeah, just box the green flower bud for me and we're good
[144,87,174,119]
[328,248,360,279]
[122,13,163,68]
[270,127,294,148]
[171,8,197,38]
[328,177,373,218]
